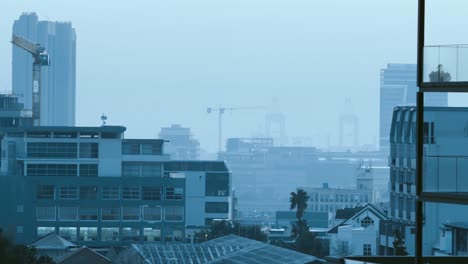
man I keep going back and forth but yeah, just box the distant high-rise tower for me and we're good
[379,64,447,152]
[12,13,76,126]
[159,124,200,160]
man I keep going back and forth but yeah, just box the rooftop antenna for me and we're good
[101,114,107,126]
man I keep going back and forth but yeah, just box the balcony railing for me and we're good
[422,44,468,89]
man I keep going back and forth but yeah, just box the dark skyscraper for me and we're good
[12,13,76,126]
[379,64,448,152]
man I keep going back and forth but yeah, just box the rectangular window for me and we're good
[423,122,435,144]
[205,173,229,196]
[122,227,140,242]
[164,206,184,221]
[79,227,97,241]
[37,227,55,237]
[79,143,98,158]
[205,202,229,213]
[122,163,140,177]
[122,207,140,221]
[36,206,56,221]
[143,228,161,242]
[141,163,162,177]
[102,208,120,221]
[141,143,162,155]
[165,187,183,200]
[122,186,140,200]
[60,186,78,200]
[37,185,54,200]
[101,227,119,242]
[59,227,77,241]
[142,187,161,200]
[143,206,162,221]
[80,208,98,221]
[80,186,97,200]
[27,164,77,177]
[58,206,78,221]
[27,142,77,159]
[122,143,140,155]
[363,244,372,256]
[102,186,119,200]
[79,164,98,177]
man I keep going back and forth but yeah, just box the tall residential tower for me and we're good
[12,13,76,126]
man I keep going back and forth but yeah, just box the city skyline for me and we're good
[1,1,468,153]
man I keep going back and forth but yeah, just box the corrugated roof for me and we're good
[29,232,76,249]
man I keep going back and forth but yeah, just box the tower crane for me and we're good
[207,106,265,153]
[11,34,50,126]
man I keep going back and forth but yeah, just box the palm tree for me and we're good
[290,189,310,220]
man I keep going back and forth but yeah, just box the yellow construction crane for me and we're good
[207,106,265,153]
[11,34,50,126]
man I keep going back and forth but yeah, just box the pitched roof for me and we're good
[329,204,389,234]
[55,247,112,264]
[335,206,364,220]
[115,234,324,264]
[29,232,76,249]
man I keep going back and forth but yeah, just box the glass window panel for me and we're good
[80,207,98,221]
[79,227,97,241]
[79,164,98,177]
[37,185,54,200]
[101,227,119,242]
[102,207,120,221]
[58,206,78,221]
[79,143,98,158]
[165,187,183,200]
[122,143,140,155]
[122,163,140,177]
[59,227,77,241]
[205,202,229,213]
[141,143,162,155]
[122,207,140,221]
[143,206,162,221]
[143,228,161,242]
[122,227,140,242]
[60,186,78,200]
[142,187,161,200]
[164,206,184,221]
[80,186,97,200]
[141,163,162,177]
[36,206,56,221]
[122,186,140,200]
[37,227,55,237]
[102,186,119,200]
[205,173,229,196]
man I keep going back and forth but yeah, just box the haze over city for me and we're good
[1,0,466,152]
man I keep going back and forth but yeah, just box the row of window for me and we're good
[311,193,370,203]
[27,164,98,177]
[36,206,184,222]
[37,185,183,201]
[122,142,162,155]
[121,162,163,177]
[27,143,98,159]
[37,227,183,242]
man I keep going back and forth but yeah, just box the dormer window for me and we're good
[361,216,374,228]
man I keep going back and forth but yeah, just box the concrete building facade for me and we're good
[0,126,232,246]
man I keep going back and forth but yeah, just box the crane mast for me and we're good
[11,34,50,126]
[207,106,265,153]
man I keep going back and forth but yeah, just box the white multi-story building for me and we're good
[0,126,232,246]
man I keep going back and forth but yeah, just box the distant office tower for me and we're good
[159,124,200,160]
[12,13,76,126]
[379,64,447,152]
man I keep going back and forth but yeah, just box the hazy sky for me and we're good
[1,0,467,152]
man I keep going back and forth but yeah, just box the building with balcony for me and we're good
[0,126,232,246]
[382,106,468,255]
